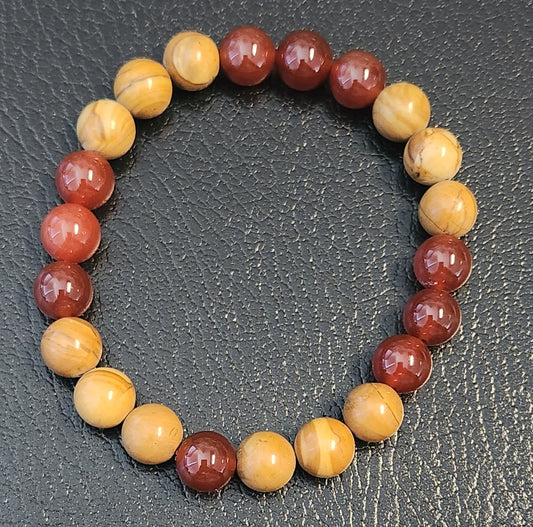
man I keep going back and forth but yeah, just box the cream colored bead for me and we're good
[121,404,183,464]
[74,367,136,428]
[372,82,431,142]
[418,180,478,237]
[76,99,136,159]
[404,128,463,185]
[114,58,173,119]
[163,31,220,91]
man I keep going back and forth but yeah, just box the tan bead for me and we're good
[372,82,431,142]
[236,431,296,492]
[163,31,220,91]
[76,99,136,159]
[40,317,102,377]
[74,367,135,428]
[121,404,183,464]
[343,383,404,442]
[294,417,355,478]
[404,128,463,185]
[113,58,173,119]
[418,180,478,237]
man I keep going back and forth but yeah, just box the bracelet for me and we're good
[33,26,477,494]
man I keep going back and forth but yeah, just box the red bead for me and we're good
[219,26,276,86]
[403,289,461,346]
[275,30,333,91]
[41,203,101,263]
[56,150,115,210]
[329,50,386,109]
[33,261,93,319]
[413,234,473,292]
[372,335,432,393]
[175,431,236,492]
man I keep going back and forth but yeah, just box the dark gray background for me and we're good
[0,0,531,525]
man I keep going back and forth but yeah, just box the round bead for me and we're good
[33,262,93,319]
[294,417,355,478]
[219,26,276,86]
[236,431,296,492]
[121,404,183,465]
[372,82,431,142]
[74,367,136,428]
[404,128,463,185]
[418,180,478,237]
[403,288,461,346]
[275,30,333,91]
[175,431,236,492]
[163,31,220,91]
[113,58,173,119]
[41,317,102,377]
[76,99,136,160]
[413,234,473,292]
[329,50,386,109]
[55,150,115,210]
[343,383,404,442]
[40,203,101,263]
[372,335,432,393]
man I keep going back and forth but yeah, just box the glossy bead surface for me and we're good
[372,82,431,142]
[403,288,461,345]
[219,26,275,86]
[33,262,93,319]
[74,367,135,428]
[414,234,473,292]
[236,431,296,492]
[76,99,136,159]
[175,431,236,492]
[372,335,432,393]
[419,180,478,237]
[329,50,386,109]
[40,203,100,262]
[41,317,102,377]
[275,30,333,91]
[294,417,355,478]
[163,31,220,91]
[55,150,115,210]
[121,404,183,465]
[343,383,404,442]
[114,58,172,119]
[404,128,462,185]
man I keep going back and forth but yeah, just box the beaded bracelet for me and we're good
[34,27,477,494]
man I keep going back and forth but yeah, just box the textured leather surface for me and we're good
[0,0,531,525]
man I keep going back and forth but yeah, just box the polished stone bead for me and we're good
[343,383,404,442]
[275,30,333,91]
[414,234,473,292]
[329,50,386,109]
[175,431,236,492]
[33,261,93,319]
[121,404,183,465]
[219,26,276,86]
[403,288,461,345]
[56,150,115,210]
[294,417,355,478]
[40,203,101,263]
[372,335,432,393]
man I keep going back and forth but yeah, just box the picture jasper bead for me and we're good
[343,383,404,442]
[294,417,355,478]
[41,317,102,377]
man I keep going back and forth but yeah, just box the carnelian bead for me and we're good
[403,289,461,346]
[33,261,93,319]
[413,234,473,292]
[40,203,101,262]
[275,30,333,91]
[56,151,115,210]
